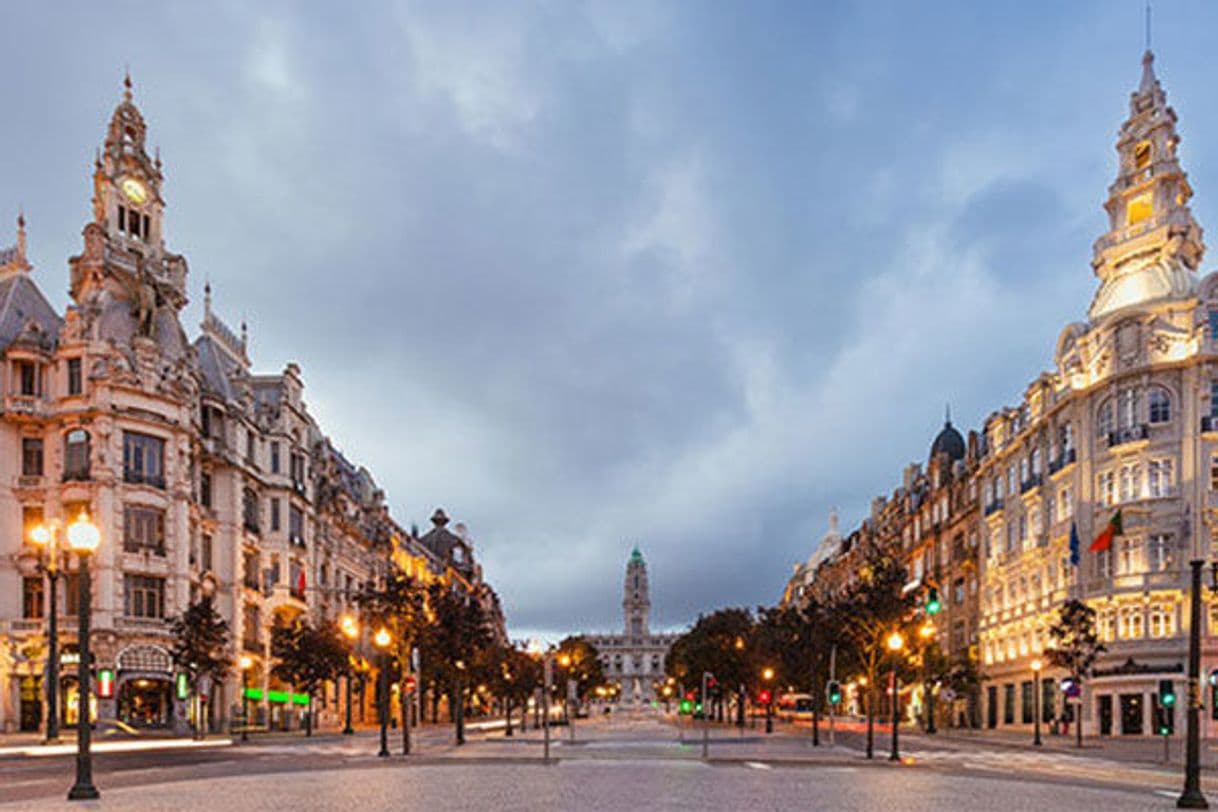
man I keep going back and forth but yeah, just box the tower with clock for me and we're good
[69,74,188,326]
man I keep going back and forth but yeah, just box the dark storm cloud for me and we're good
[3,1,1218,640]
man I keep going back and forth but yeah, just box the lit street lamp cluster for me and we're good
[30,512,101,801]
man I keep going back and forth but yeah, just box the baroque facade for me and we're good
[0,80,506,735]
[786,50,1218,738]
[586,548,679,704]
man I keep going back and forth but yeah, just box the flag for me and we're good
[1069,522,1080,567]
[295,568,306,596]
[1089,510,1123,552]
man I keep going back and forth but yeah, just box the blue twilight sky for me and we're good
[1,1,1216,641]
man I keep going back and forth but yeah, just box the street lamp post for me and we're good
[762,667,775,735]
[373,628,391,758]
[340,614,358,736]
[1179,558,1208,809]
[1031,659,1043,747]
[239,656,252,743]
[66,512,100,802]
[29,523,63,744]
[887,631,904,763]
[919,622,936,735]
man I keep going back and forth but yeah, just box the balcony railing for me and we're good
[1107,424,1149,448]
[243,519,260,535]
[5,394,47,418]
[62,468,91,483]
[1203,416,1218,434]
[124,470,166,489]
[1020,473,1043,493]
[1048,448,1076,474]
[243,575,260,591]
[292,480,308,498]
[983,499,1004,517]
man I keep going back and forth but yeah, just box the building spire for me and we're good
[16,209,25,262]
[1145,1,1152,52]
[1087,47,1204,321]
[945,402,952,426]
[123,67,133,102]
[203,279,212,319]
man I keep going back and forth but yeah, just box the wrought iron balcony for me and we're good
[983,499,1004,517]
[124,470,166,489]
[1107,424,1148,448]
[1020,473,1043,493]
[1048,448,1076,474]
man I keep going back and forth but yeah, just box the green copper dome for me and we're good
[629,546,644,564]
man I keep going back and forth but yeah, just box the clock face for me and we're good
[120,177,148,205]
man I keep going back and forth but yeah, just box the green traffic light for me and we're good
[1163,694,1175,707]
[679,699,692,714]
[926,587,942,616]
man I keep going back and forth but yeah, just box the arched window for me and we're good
[64,429,90,481]
[1096,399,1114,438]
[1148,387,1171,424]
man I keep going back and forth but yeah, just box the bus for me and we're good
[776,693,814,722]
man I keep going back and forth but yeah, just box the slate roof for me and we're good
[0,274,63,352]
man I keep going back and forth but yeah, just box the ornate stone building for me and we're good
[0,80,506,734]
[586,548,679,704]
[787,50,1218,738]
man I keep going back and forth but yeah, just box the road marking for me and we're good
[745,761,772,770]
[1154,790,1178,799]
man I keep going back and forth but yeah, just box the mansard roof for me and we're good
[0,274,62,353]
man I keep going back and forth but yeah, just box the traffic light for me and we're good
[1159,679,1176,708]
[826,680,842,705]
[679,698,693,715]
[925,586,941,616]
[758,689,772,705]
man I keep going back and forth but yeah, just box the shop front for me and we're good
[115,644,181,732]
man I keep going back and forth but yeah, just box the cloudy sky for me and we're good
[3,1,1217,641]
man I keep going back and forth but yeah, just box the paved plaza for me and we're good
[0,710,1207,811]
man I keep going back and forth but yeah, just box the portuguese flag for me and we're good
[1089,510,1123,552]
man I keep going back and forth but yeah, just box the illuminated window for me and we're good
[1148,459,1174,497]
[1128,193,1153,225]
[1148,388,1171,423]
[1134,141,1151,170]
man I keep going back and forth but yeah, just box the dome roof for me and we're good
[930,417,965,462]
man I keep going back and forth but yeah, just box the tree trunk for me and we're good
[736,687,745,727]
[454,683,466,745]
[305,696,313,737]
[812,690,821,746]
[505,697,513,737]
[400,685,410,755]
[866,683,875,759]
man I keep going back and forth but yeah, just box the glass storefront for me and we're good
[62,677,98,727]
[118,677,173,728]
[19,676,42,732]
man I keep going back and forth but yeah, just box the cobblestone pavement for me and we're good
[0,710,1206,811]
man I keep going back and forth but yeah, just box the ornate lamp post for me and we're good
[239,656,253,743]
[762,667,775,734]
[340,614,359,736]
[65,512,100,802]
[887,631,905,763]
[29,522,65,744]
[373,627,391,758]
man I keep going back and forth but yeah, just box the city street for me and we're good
[0,709,1206,810]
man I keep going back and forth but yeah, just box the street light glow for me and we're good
[762,667,774,682]
[373,628,391,649]
[340,614,359,639]
[66,512,100,553]
[239,655,253,671]
[30,524,51,546]
[886,632,904,652]
[1031,658,1042,672]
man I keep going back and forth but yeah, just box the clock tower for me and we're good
[623,546,650,642]
[70,74,188,320]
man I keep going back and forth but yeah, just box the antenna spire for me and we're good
[1145,1,1152,52]
[945,402,952,425]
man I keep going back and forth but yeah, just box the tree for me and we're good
[419,581,491,745]
[1047,599,1106,746]
[944,650,986,729]
[168,596,233,738]
[357,568,426,752]
[270,617,349,736]
[667,608,755,724]
[835,547,916,759]
[555,636,607,709]
[755,599,843,744]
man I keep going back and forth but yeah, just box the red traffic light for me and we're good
[758,690,772,705]
[685,691,696,702]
